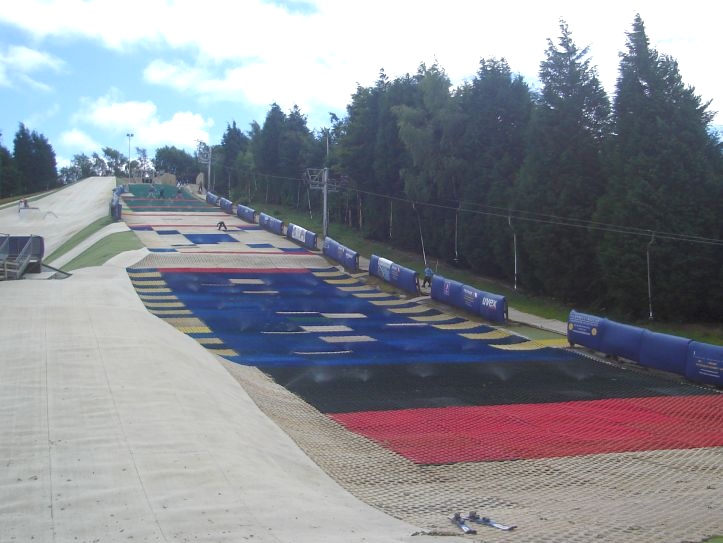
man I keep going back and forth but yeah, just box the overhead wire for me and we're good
[211,163,723,248]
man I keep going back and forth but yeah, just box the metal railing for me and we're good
[3,235,34,280]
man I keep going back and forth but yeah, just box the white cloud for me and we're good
[0,45,64,89]
[71,90,214,150]
[143,59,209,92]
[59,128,100,153]
[1,0,719,133]
[74,91,158,129]
[141,111,214,149]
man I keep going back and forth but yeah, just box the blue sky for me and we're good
[1,0,720,168]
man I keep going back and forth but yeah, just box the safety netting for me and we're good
[122,185,219,212]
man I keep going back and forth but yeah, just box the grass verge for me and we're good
[61,230,143,272]
[45,216,116,263]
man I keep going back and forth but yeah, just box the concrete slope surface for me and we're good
[0,176,116,255]
[0,178,461,542]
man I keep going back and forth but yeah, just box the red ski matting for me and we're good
[330,394,723,464]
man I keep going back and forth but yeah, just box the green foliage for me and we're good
[102,146,125,177]
[0,138,20,198]
[595,14,722,320]
[5,14,720,324]
[153,145,196,181]
[12,123,58,194]
[515,20,610,302]
[454,58,533,278]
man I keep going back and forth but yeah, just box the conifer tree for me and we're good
[515,20,611,301]
[455,58,532,278]
[595,14,722,319]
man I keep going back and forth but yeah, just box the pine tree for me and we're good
[595,14,722,320]
[515,21,611,302]
[454,58,532,278]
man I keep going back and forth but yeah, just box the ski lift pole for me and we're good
[322,167,329,238]
[413,202,427,266]
[647,230,655,320]
[454,204,459,263]
[508,213,518,291]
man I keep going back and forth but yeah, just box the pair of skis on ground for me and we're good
[450,511,516,534]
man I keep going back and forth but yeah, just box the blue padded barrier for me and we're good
[369,255,419,295]
[206,192,220,206]
[639,330,691,374]
[322,237,359,272]
[477,289,507,324]
[686,342,723,386]
[258,212,284,235]
[597,319,644,362]
[218,198,233,214]
[568,311,723,384]
[236,204,256,223]
[286,223,317,250]
[567,310,607,351]
[431,275,507,324]
[431,275,464,307]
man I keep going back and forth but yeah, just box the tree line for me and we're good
[1,15,720,322]
[229,16,722,322]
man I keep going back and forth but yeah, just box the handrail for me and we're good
[4,235,34,279]
[0,234,9,262]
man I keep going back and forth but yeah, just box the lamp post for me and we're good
[126,133,134,179]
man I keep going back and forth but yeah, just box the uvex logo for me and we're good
[481,297,497,309]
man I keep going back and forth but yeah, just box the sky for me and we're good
[0,0,721,169]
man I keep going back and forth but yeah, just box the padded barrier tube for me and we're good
[431,275,464,308]
[639,330,691,374]
[258,212,284,235]
[205,191,220,206]
[567,310,607,351]
[686,342,723,386]
[236,204,256,223]
[568,310,723,384]
[369,255,419,295]
[218,197,233,214]
[322,237,359,272]
[431,275,507,324]
[597,319,645,362]
[286,223,317,250]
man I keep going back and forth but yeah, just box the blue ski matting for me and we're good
[129,266,715,417]
[184,233,239,244]
[131,267,575,368]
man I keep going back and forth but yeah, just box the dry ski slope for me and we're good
[1,178,456,543]
[120,187,723,543]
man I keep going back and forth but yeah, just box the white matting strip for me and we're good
[320,335,376,343]
[301,325,353,333]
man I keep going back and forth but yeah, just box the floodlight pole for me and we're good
[322,167,329,238]
[208,144,213,192]
[126,133,134,179]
